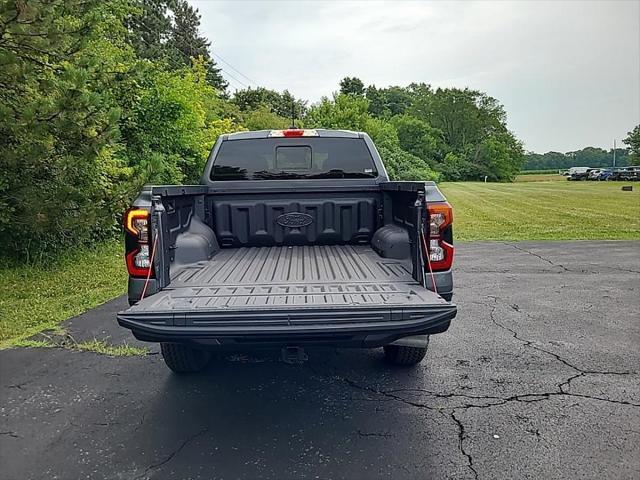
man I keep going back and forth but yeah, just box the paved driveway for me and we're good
[1,241,639,479]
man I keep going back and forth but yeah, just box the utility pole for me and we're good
[613,139,616,168]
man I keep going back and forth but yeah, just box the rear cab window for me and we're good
[210,137,378,181]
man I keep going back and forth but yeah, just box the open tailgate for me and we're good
[117,245,456,336]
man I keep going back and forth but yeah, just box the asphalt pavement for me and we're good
[1,241,639,480]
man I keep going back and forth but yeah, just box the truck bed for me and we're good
[171,245,414,288]
[119,245,455,339]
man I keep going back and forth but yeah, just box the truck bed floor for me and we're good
[121,245,454,332]
[171,245,414,287]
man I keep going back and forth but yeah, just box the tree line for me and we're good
[1,1,637,260]
[524,145,634,171]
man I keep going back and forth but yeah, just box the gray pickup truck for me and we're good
[117,129,457,373]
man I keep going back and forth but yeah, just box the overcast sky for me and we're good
[191,0,640,153]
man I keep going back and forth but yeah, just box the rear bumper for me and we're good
[427,270,453,301]
[117,304,457,348]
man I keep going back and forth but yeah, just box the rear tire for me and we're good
[160,343,210,373]
[383,340,429,366]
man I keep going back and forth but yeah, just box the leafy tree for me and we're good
[411,88,485,151]
[305,93,370,131]
[339,76,364,96]
[125,0,172,61]
[0,1,237,260]
[121,59,238,184]
[523,147,630,170]
[363,117,400,151]
[126,0,227,91]
[0,0,135,258]
[231,87,306,121]
[623,125,640,163]
[170,1,225,90]
[240,105,290,131]
[391,114,442,164]
[365,85,413,117]
[377,145,440,182]
[439,153,478,181]
[475,135,523,181]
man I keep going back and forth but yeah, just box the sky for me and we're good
[191,0,640,153]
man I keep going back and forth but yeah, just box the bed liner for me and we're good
[120,245,454,330]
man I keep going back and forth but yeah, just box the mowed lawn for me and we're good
[440,181,640,241]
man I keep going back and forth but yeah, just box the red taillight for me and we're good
[124,208,154,278]
[426,202,454,272]
[126,247,153,277]
[269,129,319,138]
[282,129,305,137]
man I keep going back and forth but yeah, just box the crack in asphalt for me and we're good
[335,372,439,411]
[502,243,640,275]
[487,296,635,383]
[0,431,20,438]
[356,429,394,438]
[305,294,638,480]
[606,266,640,274]
[503,243,570,271]
[134,411,147,432]
[306,363,484,478]
[450,410,479,480]
[134,428,208,480]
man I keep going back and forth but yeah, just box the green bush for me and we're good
[378,145,441,182]
[0,1,238,260]
[0,0,135,259]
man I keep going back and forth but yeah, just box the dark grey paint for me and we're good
[124,130,455,346]
[119,245,455,346]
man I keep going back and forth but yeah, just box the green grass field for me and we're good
[0,241,127,347]
[515,173,565,182]
[1,180,638,346]
[440,181,640,241]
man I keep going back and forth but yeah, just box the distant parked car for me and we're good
[608,168,623,181]
[597,169,613,181]
[567,167,590,181]
[608,167,639,181]
[587,169,602,180]
[618,166,640,181]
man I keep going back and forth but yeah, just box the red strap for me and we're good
[140,235,158,300]
[421,231,439,296]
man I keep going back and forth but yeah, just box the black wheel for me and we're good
[383,340,429,366]
[160,343,210,373]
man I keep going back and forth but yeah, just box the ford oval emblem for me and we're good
[276,212,313,228]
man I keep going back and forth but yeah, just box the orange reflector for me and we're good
[124,209,149,236]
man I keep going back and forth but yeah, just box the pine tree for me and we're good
[126,0,227,91]
[169,1,226,91]
[126,0,174,61]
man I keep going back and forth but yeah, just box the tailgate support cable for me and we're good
[421,230,439,296]
[140,234,158,300]
[416,191,439,296]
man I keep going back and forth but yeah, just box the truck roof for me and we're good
[222,129,363,141]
